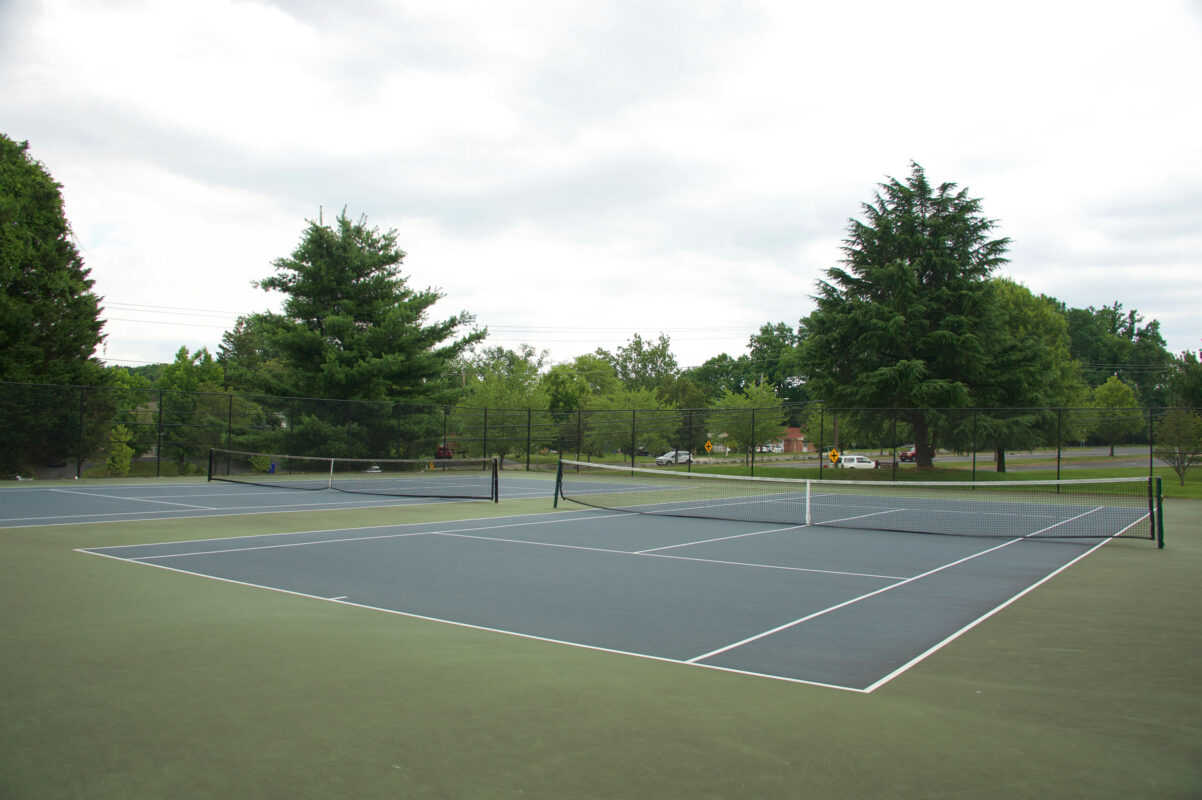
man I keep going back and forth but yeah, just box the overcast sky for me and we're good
[3,0,1200,373]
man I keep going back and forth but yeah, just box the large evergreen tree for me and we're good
[252,210,484,403]
[799,163,1010,468]
[0,134,108,474]
[0,134,106,384]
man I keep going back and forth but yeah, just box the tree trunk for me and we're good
[913,416,934,469]
[995,447,1006,473]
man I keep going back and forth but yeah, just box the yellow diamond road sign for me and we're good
[828,448,840,463]
[704,440,713,453]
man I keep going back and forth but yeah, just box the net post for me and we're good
[553,459,563,508]
[327,458,334,489]
[207,449,214,482]
[492,457,500,503]
[1155,476,1164,548]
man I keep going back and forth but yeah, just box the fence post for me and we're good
[1056,407,1062,481]
[630,409,637,469]
[818,406,824,476]
[76,386,86,478]
[483,407,489,461]
[891,410,897,480]
[576,409,582,463]
[226,394,234,451]
[750,407,756,476]
[1148,406,1154,477]
[156,389,163,477]
[687,409,693,473]
[971,408,977,483]
[526,409,532,472]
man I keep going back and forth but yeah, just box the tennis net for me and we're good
[208,449,498,501]
[555,460,1159,542]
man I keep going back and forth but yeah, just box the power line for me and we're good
[103,301,242,315]
[105,317,231,330]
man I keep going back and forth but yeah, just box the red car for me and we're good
[435,446,454,459]
[898,446,933,463]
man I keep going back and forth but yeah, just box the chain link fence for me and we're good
[1,381,1198,483]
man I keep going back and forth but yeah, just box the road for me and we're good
[739,445,1155,473]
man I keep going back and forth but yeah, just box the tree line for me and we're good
[3,133,1200,478]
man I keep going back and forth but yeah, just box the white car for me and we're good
[835,454,876,469]
[655,450,693,466]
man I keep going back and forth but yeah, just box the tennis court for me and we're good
[2,466,1199,798]
[60,465,1157,692]
[0,471,548,528]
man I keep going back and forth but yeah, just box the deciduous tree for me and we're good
[973,280,1088,471]
[1062,302,1171,404]
[597,333,679,392]
[1089,375,1143,456]
[1155,408,1202,486]
[710,382,786,462]
[1166,350,1202,407]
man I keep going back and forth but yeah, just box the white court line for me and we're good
[431,530,908,581]
[0,495,477,525]
[860,533,1116,693]
[685,506,1107,667]
[636,524,808,553]
[816,508,905,525]
[103,513,632,561]
[48,488,215,510]
[80,508,601,550]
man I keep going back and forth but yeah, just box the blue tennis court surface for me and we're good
[0,475,553,527]
[70,484,1137,692]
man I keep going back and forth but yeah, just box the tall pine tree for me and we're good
[0,134,108,474]
[800,163,1010,468]
[253,210,484,403]
[0,134,106,384]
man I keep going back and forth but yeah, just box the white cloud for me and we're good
[3,0,1201,372]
